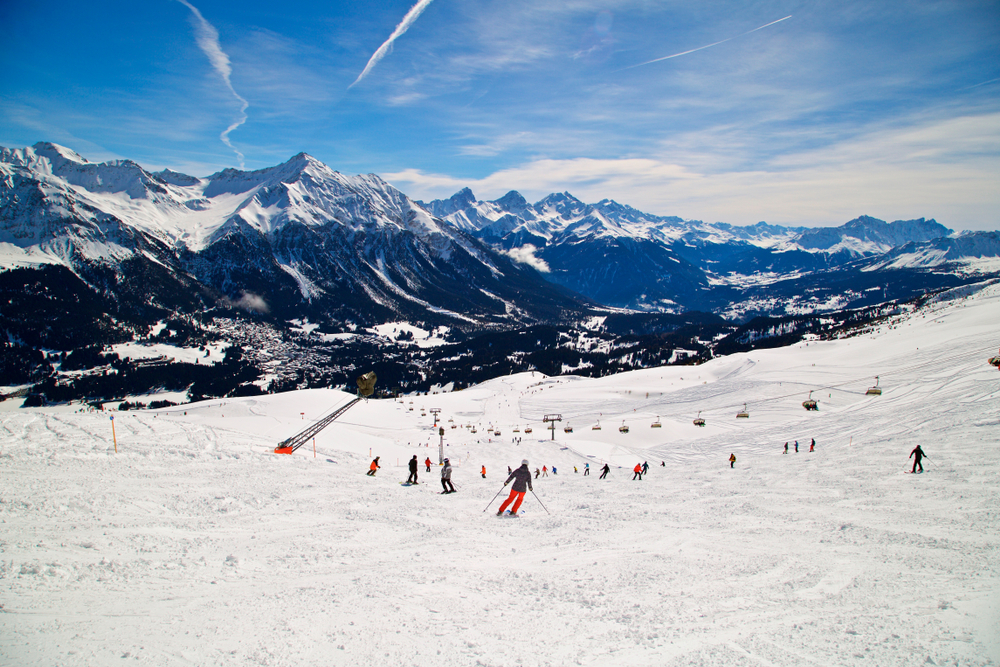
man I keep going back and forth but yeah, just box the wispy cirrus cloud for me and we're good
[620,15,792,71]
[385,112,1000,230]
[175,0,248,167]
[349,0,437,89]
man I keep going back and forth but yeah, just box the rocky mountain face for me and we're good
[0,143,591,335]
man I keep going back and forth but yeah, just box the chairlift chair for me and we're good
[524,426,533,434]
[802,391,818,411]
[736,403,750,418]
[988,349,1000,369]
[693,411,706,427]
[651,416,662,428]
[513,426,520,433]
[619,421,630,433]
[564,424,574,433]
[592,421,602,431]
[866,376,882,396]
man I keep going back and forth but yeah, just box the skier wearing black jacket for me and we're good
[497,460,533,516]
[909,445,927,473]
[406,455,419,484]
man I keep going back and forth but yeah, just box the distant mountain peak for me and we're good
[494,190,529,213]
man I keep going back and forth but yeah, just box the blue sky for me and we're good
[1,0,998,230]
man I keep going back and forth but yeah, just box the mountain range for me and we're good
[2,142,998,400]
[419,188,999,316]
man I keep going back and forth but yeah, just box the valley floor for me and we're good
[2,284,999,666]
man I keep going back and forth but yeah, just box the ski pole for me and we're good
[530,489,550,515]
[483,484,508,512]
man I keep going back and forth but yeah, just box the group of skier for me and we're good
[364,437,930,510]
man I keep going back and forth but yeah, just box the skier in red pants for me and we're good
[498,460,533,516]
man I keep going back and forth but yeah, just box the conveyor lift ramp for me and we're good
[275,397,361,453]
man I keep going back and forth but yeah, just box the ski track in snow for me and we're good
[2,288,1000,666]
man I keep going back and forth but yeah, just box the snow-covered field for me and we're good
[2,283,999,666]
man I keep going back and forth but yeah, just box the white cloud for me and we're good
[350,0,437,89]
[385,112,1000,231]
[504,244,551,273]
[175,0,249,167]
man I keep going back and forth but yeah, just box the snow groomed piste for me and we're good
[2,282,999,666]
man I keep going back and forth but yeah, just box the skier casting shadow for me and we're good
[909,445,927,473]
[497,459,533,516]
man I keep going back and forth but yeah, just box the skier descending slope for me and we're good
[406,455,419,484]
[367,457,380,476]
[498,460,533,516]
[441,458,456,493]
[909,445,928,473]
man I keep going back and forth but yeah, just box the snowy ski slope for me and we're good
[2,282,999,666]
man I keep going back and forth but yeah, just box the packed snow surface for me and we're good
[3,285,1000,666]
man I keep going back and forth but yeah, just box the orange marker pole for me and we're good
[110,415,117,453]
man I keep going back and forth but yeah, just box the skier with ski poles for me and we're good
[441,458,456,493]
[599,463,611,479]
[909,445,927,473]
[496,459,533,516]
[424,456,432,472]
[367,456,380,476]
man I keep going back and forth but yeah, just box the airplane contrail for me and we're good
[350,0,436,89]
[621,15,792,71]
[175,0,249,167]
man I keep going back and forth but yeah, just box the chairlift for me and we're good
[450,424,457,429]
[564,424,574,433]
[592,421,602,431]
[471,426,477,433]
[495,430,502,436]
[866,376,882,396]
[619,421,630,434]
[524,426,533,434]
[651,416,662,428]
[513,426,520,433]
[802,391,818,411]
[988,349,1000,369]
[736,403,750,418]
[693,411,706,427]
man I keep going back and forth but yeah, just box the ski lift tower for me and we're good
[429,407,442,426]
[543,414,562,441]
